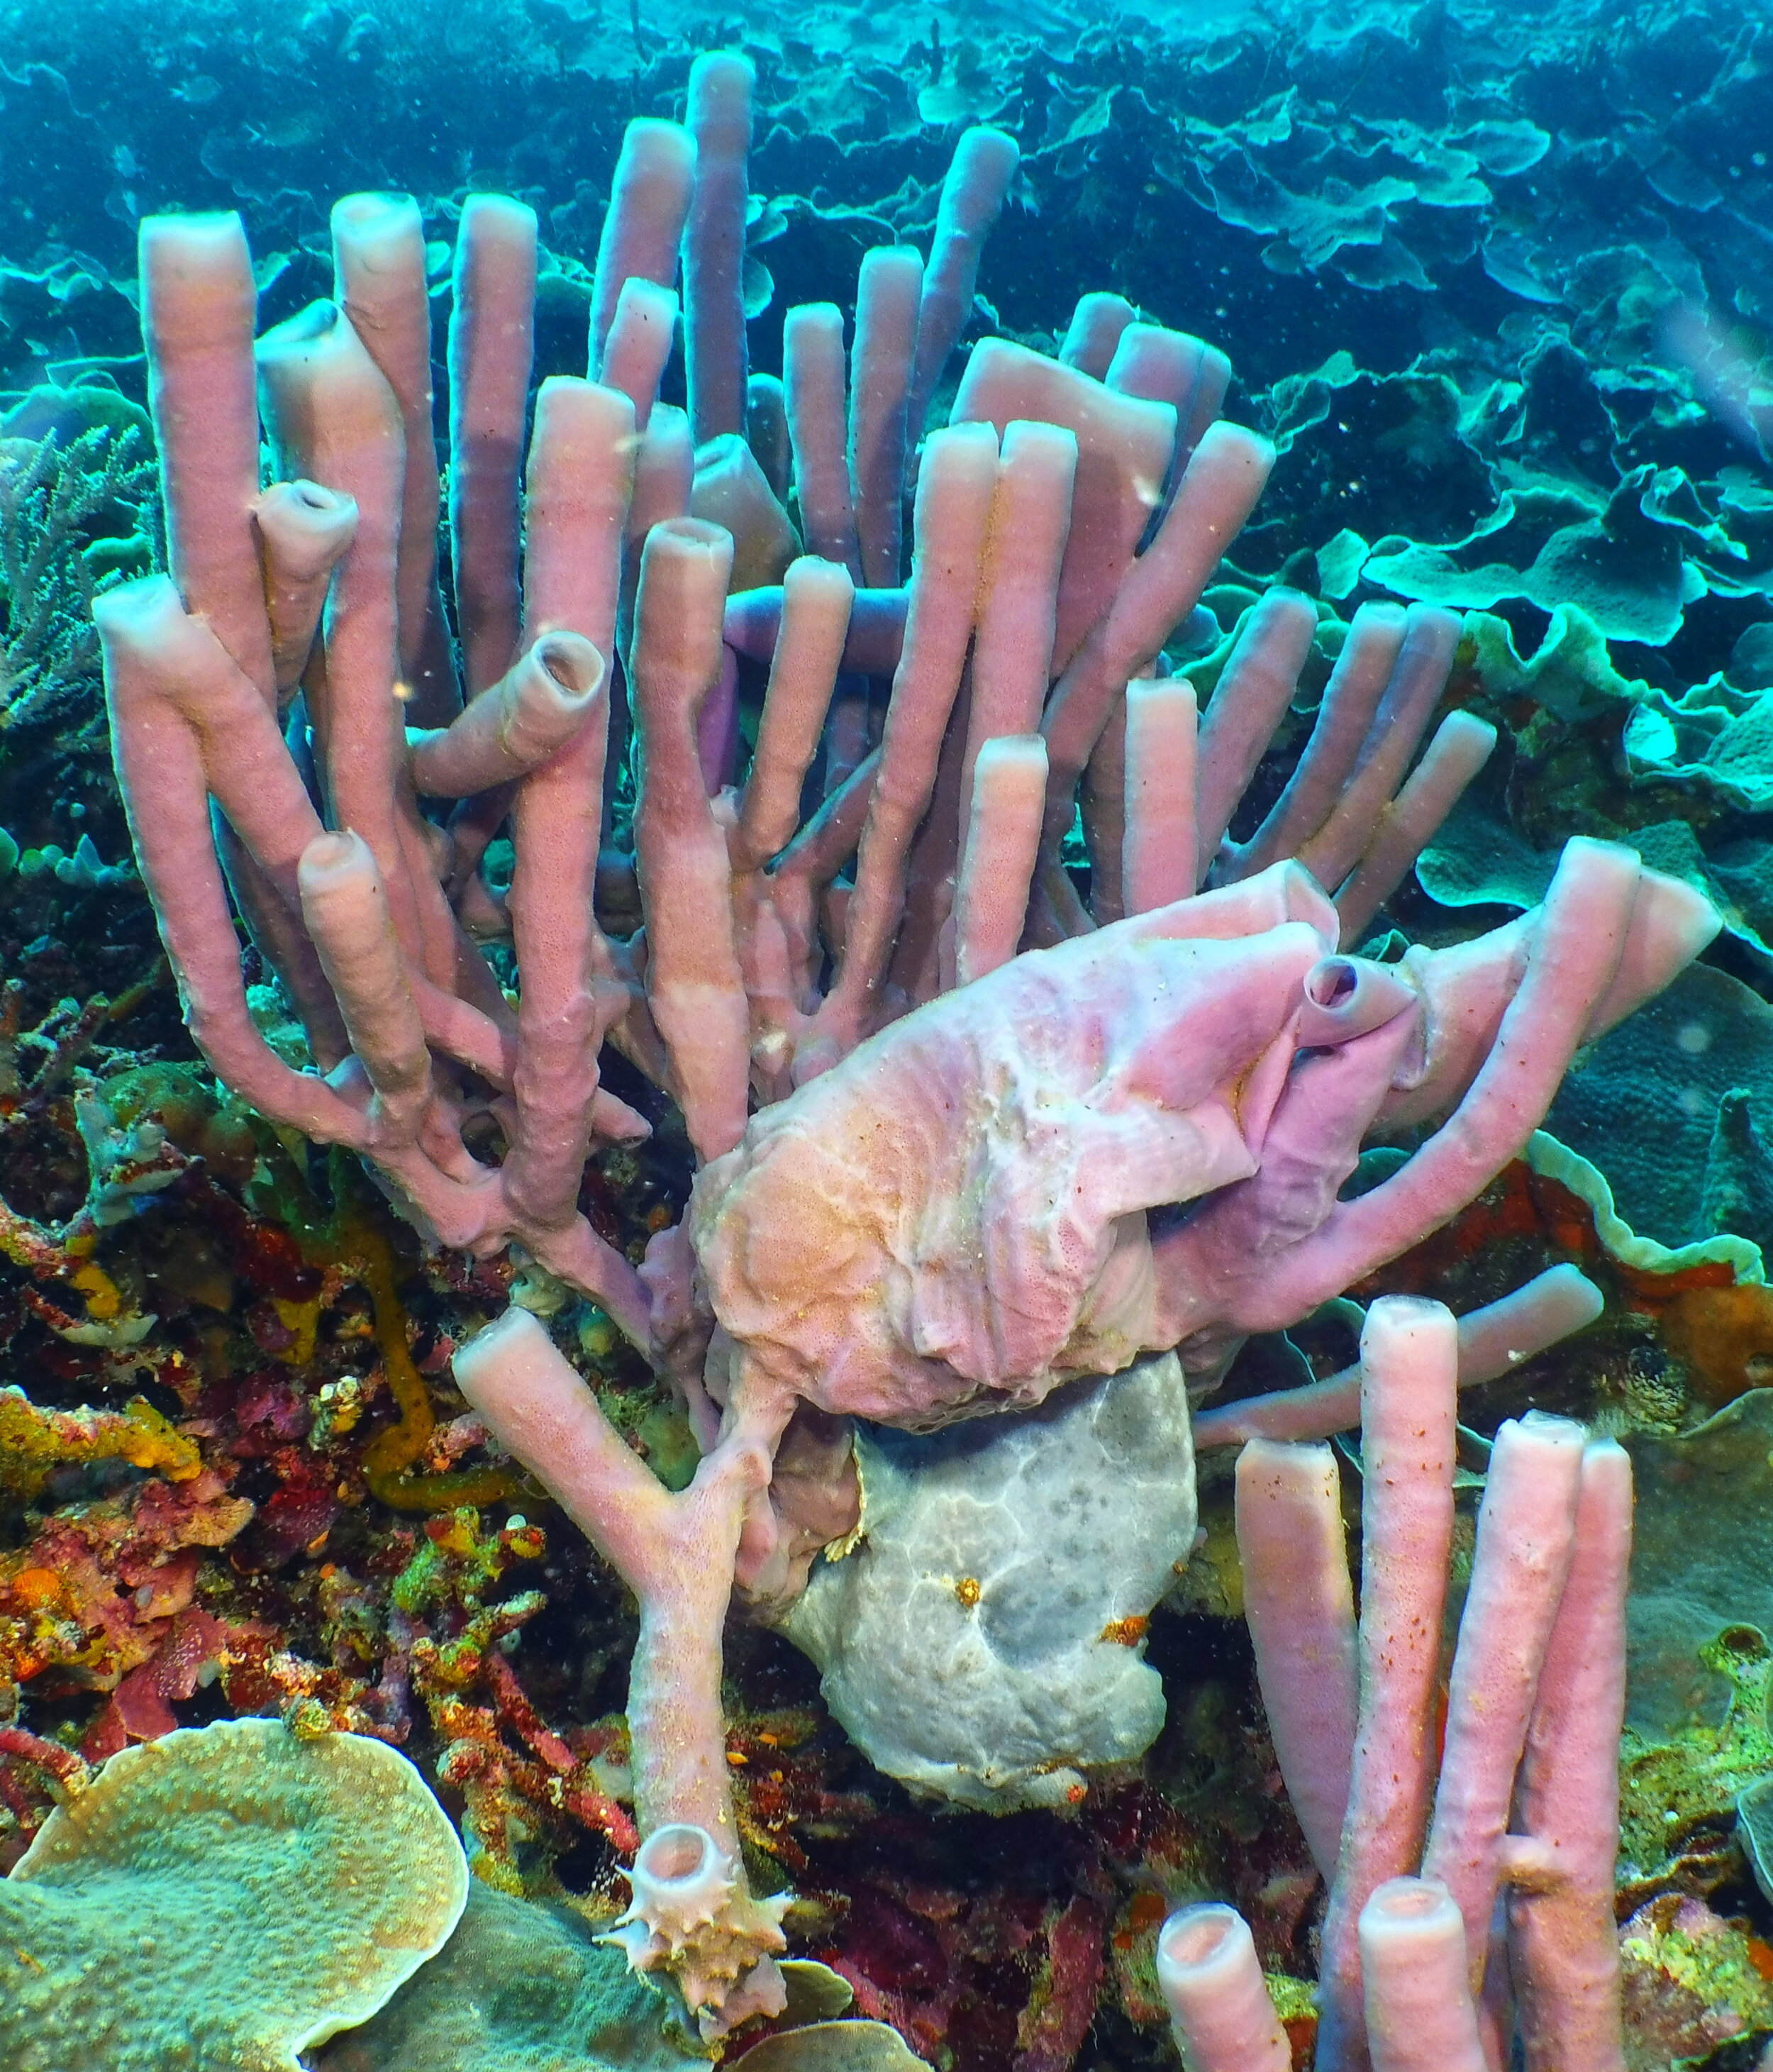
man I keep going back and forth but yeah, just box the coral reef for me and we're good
[104,61,1710,2032]
[99,94,1709,2033]
[3,6,1773,2069]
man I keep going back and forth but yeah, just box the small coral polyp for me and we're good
[99,49,1715,2036]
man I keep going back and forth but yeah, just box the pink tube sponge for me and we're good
[1225,1297,1633,2070]
[1157,1904,1292,2072]
[1358,1878,1489,2072]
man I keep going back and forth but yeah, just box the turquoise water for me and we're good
[3,6,1773,2069]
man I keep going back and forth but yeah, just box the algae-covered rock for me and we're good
[0,1719,467,2072]
[1623,1393,1773,1735]
[315,1879,693,2072]
[1619,1623,1773,1898]
[1619,1894,1773,2071]
[0,1385,199,1497]
[779,1352,1196,1812]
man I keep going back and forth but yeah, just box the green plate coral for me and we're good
[0,1718,468,2072]
[313,1880,694,2072]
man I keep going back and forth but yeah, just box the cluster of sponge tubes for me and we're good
[92,46,1696,2048]
[1162,1297,1630,2072]
[97,43,1518,1329]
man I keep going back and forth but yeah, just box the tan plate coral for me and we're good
[0,1717,468,2072]
[740,2020,933,2071]
[313,1880,694,2072]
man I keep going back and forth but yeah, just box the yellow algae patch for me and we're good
[67,1260,122,1321]
[339,1220,515,1513]
[0,1385,201,1494]
[273,1291,323,1367]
